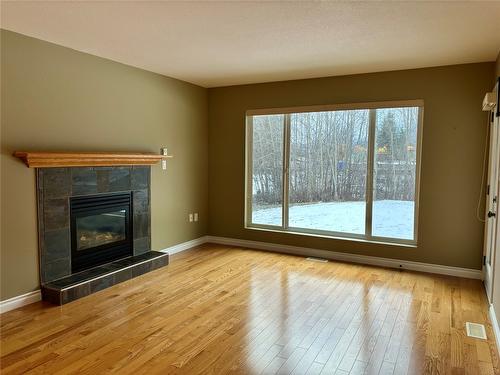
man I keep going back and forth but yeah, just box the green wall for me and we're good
[496,50,500,79]
[208,63,494,270]
[1,30,208,300]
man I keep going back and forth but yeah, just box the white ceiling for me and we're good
[1,1,500,88]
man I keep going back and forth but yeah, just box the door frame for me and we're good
[484,81,500,303]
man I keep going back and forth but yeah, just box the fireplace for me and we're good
[70,192,133,273]
[34,166,168,305]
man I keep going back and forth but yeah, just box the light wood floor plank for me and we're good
[0,244,498,374]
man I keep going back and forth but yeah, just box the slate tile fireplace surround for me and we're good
[36,165,169,305]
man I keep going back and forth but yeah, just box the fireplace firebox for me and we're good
[70,192,133,273]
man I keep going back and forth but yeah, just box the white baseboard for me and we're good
[489,304,500,353]
[160,236,208,255]
[0,290,41,314]
[205,236,483,280]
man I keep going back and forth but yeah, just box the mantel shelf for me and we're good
[13,151,173,168]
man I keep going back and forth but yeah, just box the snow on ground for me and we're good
[252,200,414,240]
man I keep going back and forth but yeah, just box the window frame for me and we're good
[245,100,424,247]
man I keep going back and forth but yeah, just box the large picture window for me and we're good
[246,101,423,245]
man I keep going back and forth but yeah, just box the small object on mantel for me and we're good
[161,147,172,170]
[13,151,173,168]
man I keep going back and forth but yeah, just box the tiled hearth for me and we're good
[42,251,169,305]
[36,166,169,305]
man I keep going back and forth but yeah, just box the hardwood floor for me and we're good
[1,244,498,374]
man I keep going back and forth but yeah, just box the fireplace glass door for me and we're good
[76,210,127,250]
[70,192,133,272]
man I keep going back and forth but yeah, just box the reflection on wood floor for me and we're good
[1,244,498,374]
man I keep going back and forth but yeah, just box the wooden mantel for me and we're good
[13,151,173,168]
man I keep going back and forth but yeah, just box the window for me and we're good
[246,101,423,245]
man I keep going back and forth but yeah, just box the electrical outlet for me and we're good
[194,213,198,222]
[189,213,193,222]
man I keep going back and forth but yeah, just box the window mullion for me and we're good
[282,114,291,229]
[365,109,376,238]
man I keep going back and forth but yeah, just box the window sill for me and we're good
[245,225,417,248]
